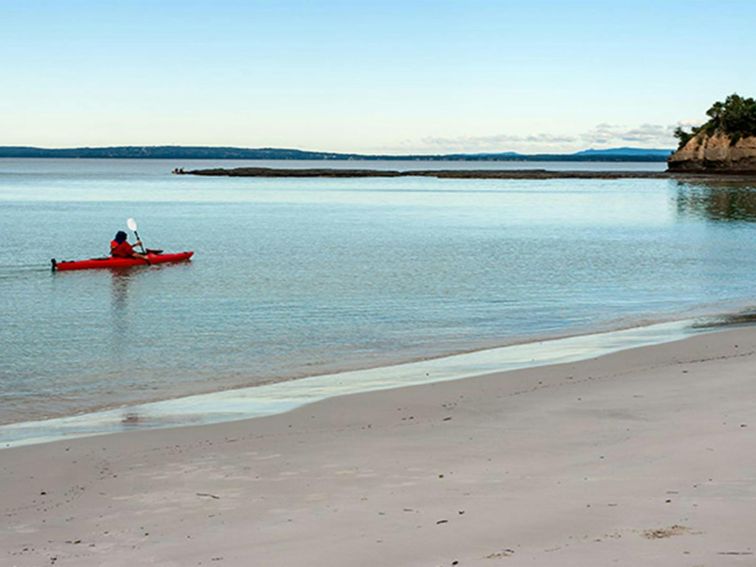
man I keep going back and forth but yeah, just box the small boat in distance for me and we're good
[52,251,194,271]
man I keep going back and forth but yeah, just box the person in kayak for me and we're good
[110,231,149,260]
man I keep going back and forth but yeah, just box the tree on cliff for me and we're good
[674,93,756,148]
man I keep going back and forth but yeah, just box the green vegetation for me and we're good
[675,94,756,149]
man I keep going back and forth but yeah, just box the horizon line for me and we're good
[0,144,675,157]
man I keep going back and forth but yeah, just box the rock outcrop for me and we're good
[668,133,756,173]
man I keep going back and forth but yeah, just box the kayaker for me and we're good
[110,231,148,260]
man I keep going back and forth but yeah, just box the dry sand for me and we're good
[2,328,756,566]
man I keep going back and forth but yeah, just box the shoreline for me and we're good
[2,279,753,434]
[178,166,756,180]
[3,326,755,565]
[0,316,734,449]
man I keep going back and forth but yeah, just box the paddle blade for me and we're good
[127,218,138,231]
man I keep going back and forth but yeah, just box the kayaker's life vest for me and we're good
[110,240,134,258]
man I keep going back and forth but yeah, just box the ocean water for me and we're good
[1,159,755,427]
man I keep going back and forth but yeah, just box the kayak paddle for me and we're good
[127,217,148,254]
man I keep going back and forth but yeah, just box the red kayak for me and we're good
[52,251,194,271]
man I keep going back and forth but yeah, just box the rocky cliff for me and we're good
[668,133,756,173]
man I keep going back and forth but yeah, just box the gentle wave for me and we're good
[0,318,708,448]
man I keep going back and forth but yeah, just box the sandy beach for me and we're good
[2,327,755,566]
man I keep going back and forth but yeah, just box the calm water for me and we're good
[1,159,755,425]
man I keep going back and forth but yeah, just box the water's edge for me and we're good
[0,317,731,449]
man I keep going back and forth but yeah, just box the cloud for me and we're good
[410,123,687,154]
[580,123,677,146]
[421,132,579,150]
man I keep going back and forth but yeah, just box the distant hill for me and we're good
[573,147,673,157]
[0,145,672,162]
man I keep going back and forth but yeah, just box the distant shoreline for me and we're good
[178,166,756,181]
[0,145,672,161]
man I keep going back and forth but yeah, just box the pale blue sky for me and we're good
[1,0,754,153]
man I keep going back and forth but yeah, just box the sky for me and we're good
[1,0,755,154]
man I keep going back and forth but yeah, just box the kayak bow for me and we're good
[52,251,194,271]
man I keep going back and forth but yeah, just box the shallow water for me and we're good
[1,159,755,425]
[0,319,701,448]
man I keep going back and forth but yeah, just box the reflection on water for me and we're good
[121,412,142,425]
[110,269,132,305]
[676,180,756,222]
[110,270,133,359]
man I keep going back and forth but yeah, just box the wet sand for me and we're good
[2,328,755,566]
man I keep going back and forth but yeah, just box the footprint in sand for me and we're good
[485,549,515,559]
[642,525,690,539]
